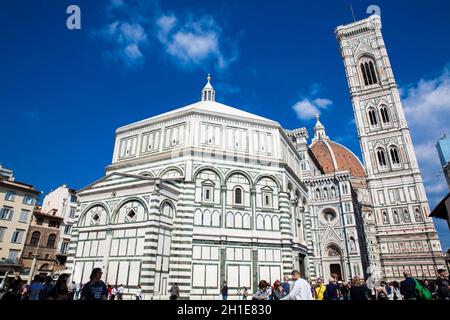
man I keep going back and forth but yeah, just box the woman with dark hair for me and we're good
[80,268,107,300]
[252,280,270,300]
[271,280,284,300]
[47,274,70,300]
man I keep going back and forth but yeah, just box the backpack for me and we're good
[413,278,431,300]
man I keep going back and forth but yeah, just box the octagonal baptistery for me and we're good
[67,76,310,300]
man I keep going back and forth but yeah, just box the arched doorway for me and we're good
[324,244,344,281]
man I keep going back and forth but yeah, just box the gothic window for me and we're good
[256,214,264,230]
[233,187,243,205]
[316,188,321,199]
[226,212,234,228]
[403,209,411,223]
[380,106,390,123]
[323,188,328,198]
[359,58,378,86]
[264,215,272,230]
[30,231,40,246]
[377,149,387,167]
[414,208,423,222]
[342,183,349,194]
[382,211,389,224]
[393,210,400,224]
[272,216,280,231]
[368,109,378,126]
[46,234,56,248]
[331,186,336,197]
[390,147,401,165]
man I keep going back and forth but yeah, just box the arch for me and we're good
[368,108,378,126]
[254,174,282,190]
[382,211,389,224]
[376,148,387,167]
[414,208,423,222]
[193,166,224,185]
[47,234,57,248]
[39,263,50,271]
[349,237,357,252]
[330,186,336,197]
[138,171,154,177]
[325,244,342,257]
[159,166,184,178]
[226,212,234,228]
[78,202,110,227]
[256,214,264,230]
[403,209,411,223]
[160,200,175,218]
[30,231,40,246]
[203,209,212,226]
[234,212,243,229]
[389,146,401,165]
[243,213,251,229]
[233,186,243,205]
[264,215,272,230]
[212,210,220,227]
[393,210,400,223]
[272,216,280,231]
[194,209,202,226]
[358,55,379,86]
[111,197,148,223]
[316,188,321,199]
[224,170,254,189]
[323,187,329,198]
[380,105,390,123]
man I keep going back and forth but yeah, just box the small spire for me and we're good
[201,73,215,101]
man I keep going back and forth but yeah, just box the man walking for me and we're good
[221,281,228,300]
[283,270,313,300]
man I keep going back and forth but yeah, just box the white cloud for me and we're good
[402,65,450,209]
[156,14,236,70]
[292,96,333,121]
[96,1,238,71]
[99,21,149,68]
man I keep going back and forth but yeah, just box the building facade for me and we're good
[66,15,446,298]
[336,15,445,281]
[21,206,64,280]
[42,185,78,265]
[436,135,450,190]
[0,165,40,278]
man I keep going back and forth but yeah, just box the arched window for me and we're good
[349,237,356,252]
[390,147,401,165]
[272,216,280,231]
[161,202,174,217]
[316,188,321,199]
[323,188,328,198]
[331,186,336,197]
[414,208,423,222]
[226,212,234,228]
[194,209,202,226]
[243,214,251,229]
[368,109,378,126]
[47,234,56,248]
[380,106,390,123]
[30,231,40,246]
[360,58,378,86]
[393,210,400,224]
[256,215,264,230]
[234,213,243,229]
[234,187,243,205]
[203,210,212,226]
[403,209,411,223]
[264,215,272,230]
[382,211,389,224]
[212,210,220,227]
[377,149,387,167]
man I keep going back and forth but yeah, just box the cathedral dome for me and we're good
[310,115,366,178]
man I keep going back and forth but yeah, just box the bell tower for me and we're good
[335,15,445,281]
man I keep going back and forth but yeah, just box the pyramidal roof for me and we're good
[117,75,278,132]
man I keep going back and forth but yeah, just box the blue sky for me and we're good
[0,0,449,249]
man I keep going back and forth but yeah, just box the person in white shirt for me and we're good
[282,270,313,300]
[117,284,125,300]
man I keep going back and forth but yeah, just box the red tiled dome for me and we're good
[310,140,366,178]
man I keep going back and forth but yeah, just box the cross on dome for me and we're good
[201,73,215,101]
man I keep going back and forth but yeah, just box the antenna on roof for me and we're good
[349,3,356,22]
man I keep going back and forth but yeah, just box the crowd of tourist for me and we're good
[219,268,450,301]
[1,267,448,301]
